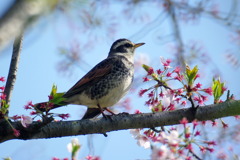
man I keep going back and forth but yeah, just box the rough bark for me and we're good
[0,100,239,143]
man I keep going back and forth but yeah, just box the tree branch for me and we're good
[0,100,239,143]
[167,0,186,69]
[3,33,23,114]
[0,0,58,52]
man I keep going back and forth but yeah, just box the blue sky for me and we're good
[0,1,240,160]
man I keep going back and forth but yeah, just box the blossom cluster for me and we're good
[0,76,6,119]
[139,57,226,112]
[52,138,100,160]
[131,118,216,160]
[0,77,70,137]
[132,57,229,159]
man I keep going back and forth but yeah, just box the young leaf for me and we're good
[142,64,151,72]
[50,84,57,97]
[212,78,225,103]
[185,65,198,87]
[49,84,66,105]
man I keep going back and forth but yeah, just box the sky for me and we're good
[0,1,240,160]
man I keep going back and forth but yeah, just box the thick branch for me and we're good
[0,100,239,143]
[0,0,58,52]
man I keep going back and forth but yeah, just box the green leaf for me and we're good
[185,65,198,87]
[50,93,66,105]
[212,78,225,103]
[0,100,9,114]
[50,84,57,96]
[49,84,66,105]
[72,145,81,158]
[142,64,151,72]
[142,64,159,81]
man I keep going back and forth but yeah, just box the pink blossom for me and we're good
[30,111,37,115]
[0,86,5,91]
[134,110,142,114]
[58,113,70,120]
[24,101,34,110]
[199,146,206,153]
[234,115,240,119]
[222,86,227,93]
[177,88,184,94]
[222,122,228,128]
[192,87,198,92]
[0,93,6,100]
[85,156,101,160]
[160,57,172,68]
[130,129,150,149]
[207,147,214,153]
[137,135,151,149]
[21,115,33,128]
[195,82,202,88]
[143,77,150,82]
[148,91,154,98]
[151,145,172,160]
[0,77,5,82]
[194,74,200,80]
[194,130,201,136]
[174,75,184,81]
[201,95,208,102]
[156,69,163,75]
[181,101,187,106]
[174,97,181,103]
[161,90,175,108]
[147,67,154,75]
[185,133,190,139]
[217,152,227,159]
[12,115,21,120]
[168,103,175,110]
[201,121,206,126]
[48,95,54,100]
[159,92,164,98]
[139,89,148,97]
[203,87,213,95]
[192,119,198,129]
[173,66,181,74]
[186,144,193,151]
[205,141,216,146]
[166,72,172,77]
[13,129,20,137]
[180,117,188,126]
[210,4,219,16]
[212,121,217,126]
[186,156,192,160]
[193,96,204,105]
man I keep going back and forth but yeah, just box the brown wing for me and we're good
[63,58,113,98]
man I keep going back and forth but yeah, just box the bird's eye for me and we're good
[124,43,132,48]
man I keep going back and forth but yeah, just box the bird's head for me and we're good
[108,39,145,58]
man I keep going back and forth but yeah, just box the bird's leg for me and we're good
[105,108,130,117]
[105,108,116,115]
[97,104,112,120]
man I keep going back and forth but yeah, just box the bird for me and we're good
[35,38,145,119]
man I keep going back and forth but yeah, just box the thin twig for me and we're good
[3,33,23,115]
[167,0,186,69]
[189,150,202,160]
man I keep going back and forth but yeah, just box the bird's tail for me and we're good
[81,108,102,119]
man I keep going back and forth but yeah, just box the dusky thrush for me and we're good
[35,38,145,119]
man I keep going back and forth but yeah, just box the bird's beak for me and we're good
[134,42,145,48]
